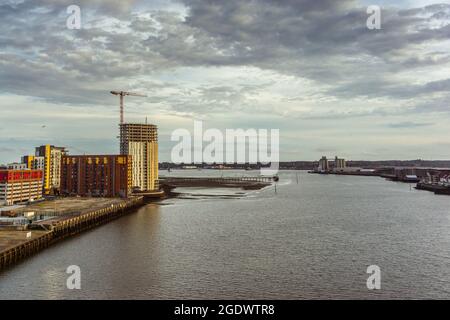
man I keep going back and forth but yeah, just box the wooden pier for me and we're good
[161,176,275,183]
[159,176,276,191]
[0,196,144,271]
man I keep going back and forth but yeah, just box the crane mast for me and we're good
[110,91,146,124]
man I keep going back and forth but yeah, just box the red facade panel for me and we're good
[0,170,43,183]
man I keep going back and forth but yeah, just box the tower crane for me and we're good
[110,91,147,124]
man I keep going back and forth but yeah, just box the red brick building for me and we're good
[60,155,132,198]
[0,170,43,205]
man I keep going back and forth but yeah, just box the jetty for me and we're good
[159,176,276,191]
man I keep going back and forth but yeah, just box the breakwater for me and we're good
[0,196,143,271]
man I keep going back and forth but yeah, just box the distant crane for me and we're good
[110,91,147,124]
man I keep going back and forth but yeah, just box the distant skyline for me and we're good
[1,0,450,163]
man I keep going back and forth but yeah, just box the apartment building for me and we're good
[34,145,67,194]
[0,170,43,206]
[60,155,132,198]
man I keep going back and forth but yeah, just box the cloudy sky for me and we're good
[0,0,449,163]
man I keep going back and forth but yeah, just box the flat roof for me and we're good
[0,205,25,212]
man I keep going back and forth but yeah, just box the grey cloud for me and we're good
[411,96,450,113]
[329,77,450,100]
[398,3,450,16]
[425,78,450,92]
[177,0,450,101]
[0,0,449,117]
[386,121,433,128]
[0,147,15,152]
[315,147,338,153]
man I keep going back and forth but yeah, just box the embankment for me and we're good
[0,196,143,271]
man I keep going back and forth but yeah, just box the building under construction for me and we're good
[120,123,158,191]
[60,155,132,198]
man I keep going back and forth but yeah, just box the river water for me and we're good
[0,170,449,299]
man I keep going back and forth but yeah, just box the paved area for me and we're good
[0,230,49,252]
[10,198,124,216]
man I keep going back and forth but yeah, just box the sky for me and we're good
[0,0,449,163]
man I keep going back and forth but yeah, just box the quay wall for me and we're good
[0,196,144,271]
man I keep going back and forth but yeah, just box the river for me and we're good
[0,170,449,299]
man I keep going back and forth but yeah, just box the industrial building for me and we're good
[0,169,43,205]
[334,156,346,172]
[120,123,159,191]
[318,156,330,172]
[316,156,347,173]
[31,145,67,194]
[60,155,132,198]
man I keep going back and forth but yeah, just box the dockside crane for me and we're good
[110,91,147,124]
